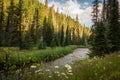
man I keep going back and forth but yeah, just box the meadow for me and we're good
[0,45,78,71]
[28,51,120,80]
[0,48,120,80]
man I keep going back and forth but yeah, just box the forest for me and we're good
[0,0,90,50]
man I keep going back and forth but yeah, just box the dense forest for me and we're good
[0,0,91,50]
[89,0,120,56]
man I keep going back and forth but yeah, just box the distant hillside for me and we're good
[0,0,91,47]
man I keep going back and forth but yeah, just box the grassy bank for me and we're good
[0,45,78,70]
[70,51,120,80]
[2,51,119,80]
[36,52,120,80]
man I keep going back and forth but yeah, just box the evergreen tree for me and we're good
[20,32,34,50]
[89,0,108,56]
[75,15,81,44]
[0,0,5,46]
[30,8,40,45]
[89,0,100,54]
[102,0,107,21]
[64,25,71,46]
[17,0,24,49]
[43,16,54,46]
[93,22,108,56]
[60,25,64,46]
[92,0,100,23]
[6,0,19,46]
[71,27,76,45]
[51,34,58,47]
[107,0,120,52]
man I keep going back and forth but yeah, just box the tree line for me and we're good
[89,0,120,56]
[0,0,91,50]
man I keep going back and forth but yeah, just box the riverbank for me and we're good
[0,45,78,71]
[41,48,89,69]
[1,49,120,80]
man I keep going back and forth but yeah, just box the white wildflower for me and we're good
[30,65,37,69]
[35,69,42,73]
[55,71,60,74]
[58,74,61,77]
[65,64,72,70]
[48,76,52,78]
[54,66,59,69]
[67,72,73,75]
[46,69,50,72]
[61,72,66,76]
[68,69,72,73]
[65,75,69,79]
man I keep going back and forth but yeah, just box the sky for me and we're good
[39,0,96,27]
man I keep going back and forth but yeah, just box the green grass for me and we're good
[0,45,78,70]
[32,51,120,80]
[70,51,120,80]
[1,47,120,80]
[4,51,119,80]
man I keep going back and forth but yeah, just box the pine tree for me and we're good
[43,16,54,46]
[21,32,34,50]
[64,25,71,46]
[107,0,120,52]
[89,0,100,55]
[17,0,24,49]
[60,25,64,46]
[92,0,99,23]
[0,0,5,46]
[75,15,81,45]
[6,0,17,46]
[31,8,40,44]
[71,27,76,45]
[102,0,107,22]
[89,0,108,56]
[94,22,108,56]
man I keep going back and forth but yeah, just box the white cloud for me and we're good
[84,2,89,6]
[79,6,93,27]
[48,0,93,27]
[39,0,95,27]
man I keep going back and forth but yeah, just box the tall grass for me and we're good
[70,51,120,80]
[23,51,120,80]
[0,45,78,70]
[0,47,120,80]
[1,51,119,80]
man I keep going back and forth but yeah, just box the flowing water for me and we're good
[40,48,89,69]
